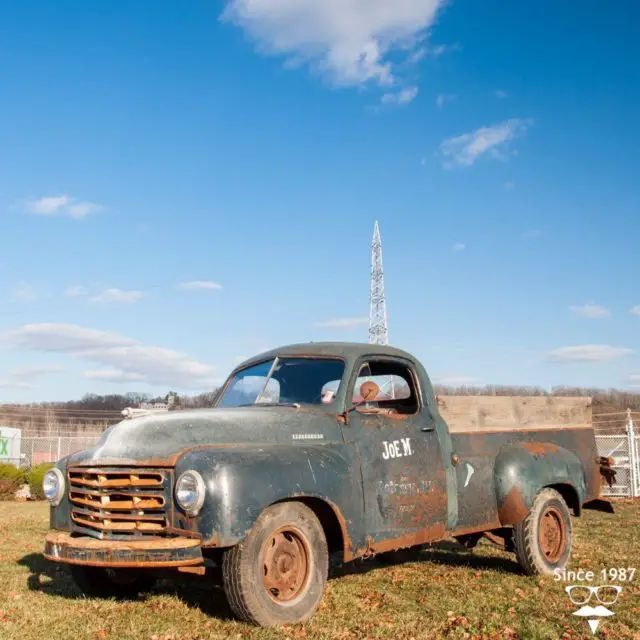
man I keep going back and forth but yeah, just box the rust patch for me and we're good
[498,485,529,526]
[355,523,448,557]
[450,519,502,538]
[522,442,559,455]
[43,530,203,568]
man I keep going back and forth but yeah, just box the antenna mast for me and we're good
[369,220,389,346]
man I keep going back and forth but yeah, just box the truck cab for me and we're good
[42,342,614,627]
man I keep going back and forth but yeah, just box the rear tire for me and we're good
[222,502,328,627]
[69,565,157,599]
[513,488,572,575]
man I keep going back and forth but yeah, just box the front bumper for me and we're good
[44,531,203,568]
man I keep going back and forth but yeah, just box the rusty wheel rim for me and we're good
[261,526,311,603]
[538,506,566,562]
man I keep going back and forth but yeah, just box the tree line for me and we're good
[1,384,638,435]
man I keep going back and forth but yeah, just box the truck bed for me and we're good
[436,395,592,432]
[434,396,600,535]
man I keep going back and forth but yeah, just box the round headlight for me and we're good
[175,470,206,516]
[43,468,65,506]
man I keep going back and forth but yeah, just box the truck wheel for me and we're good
[513,488,572,575]
[222,501,328,627]
[69,565,157,599]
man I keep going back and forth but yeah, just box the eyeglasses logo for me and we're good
[565,585,623,634]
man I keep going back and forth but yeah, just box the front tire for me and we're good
[222,501,328,627]
[69,565,157,599]
[513,487,572,575]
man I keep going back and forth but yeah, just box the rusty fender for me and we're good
[173,444,360,556]
[494,442,586,526]
[44,531,203,568]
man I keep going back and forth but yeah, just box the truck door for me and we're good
[348,356,448,548]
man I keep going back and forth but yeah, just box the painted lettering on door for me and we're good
[382,438,412,460]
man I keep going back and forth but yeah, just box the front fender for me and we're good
[173,444,359,548]
[494,442,585,526]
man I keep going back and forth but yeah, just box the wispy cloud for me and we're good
[314,317,369,330]
[548,345,634,363]
[438,118,532,169]
[10,284,39,302]
[221,0,447,94]
[381,86,419,105]
[494,89,508,99]
[436,93,456,108]
[5,323,219,389]
[177,280,223,292]
[504,181,515,190]
[452,242,466,251]
[630,305,640,316]
[64,285,88,299]
[0,364,64,390]
[569,303,610,319]
[23,194,102,220]
[84,368,146,383]
[88,288,144,304]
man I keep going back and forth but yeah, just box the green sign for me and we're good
[0,437,8,457]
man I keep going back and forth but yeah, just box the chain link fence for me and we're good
[1,433,101,468]
[594,411,640,498]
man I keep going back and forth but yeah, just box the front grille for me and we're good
[68,468,170,539]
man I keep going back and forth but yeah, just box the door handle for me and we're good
[421,425,435,432]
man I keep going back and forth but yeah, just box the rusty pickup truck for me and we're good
[42,342,615,627]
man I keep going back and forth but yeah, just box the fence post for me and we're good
[627,409,639,498]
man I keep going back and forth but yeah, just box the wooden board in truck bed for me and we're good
[435,395,592,433]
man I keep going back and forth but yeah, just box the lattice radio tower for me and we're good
[369,220,389,346]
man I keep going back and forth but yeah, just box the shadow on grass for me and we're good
[330,540,523,579]
[18,553,235,620]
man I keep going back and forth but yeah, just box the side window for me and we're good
[352,360,419,415]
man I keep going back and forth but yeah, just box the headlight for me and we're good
[43,468,65,506]
[175,470,206,516]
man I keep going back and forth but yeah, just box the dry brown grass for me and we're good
[0,501,638,640]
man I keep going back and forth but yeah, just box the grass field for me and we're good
[0,501,638,640]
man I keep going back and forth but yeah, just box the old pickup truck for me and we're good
[42,342,614,627]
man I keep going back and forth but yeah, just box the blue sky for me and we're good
[1,0,640,402]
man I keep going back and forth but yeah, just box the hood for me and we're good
[67,406,337,467]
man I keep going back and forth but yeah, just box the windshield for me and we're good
[216,357,345,408]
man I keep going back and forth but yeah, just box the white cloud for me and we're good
[435,93,456,108]
[12,364,64,378]
[381,86,419,105]
[548,345,634,363]
[64,285,88,299]
[569,303,610,318]
[177,280,223,292]
[84,368,146,383]
[0,379,32,390]
[495,89,508,99]
[452,242,465,251]
[234,355,249,363]
[23,194,102,220]
[4,323,219,389]
[438,118,532,169]
[221,0,447,92]
[89,288,144,304]
[314,317,369,330]
[630,305,640,316]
